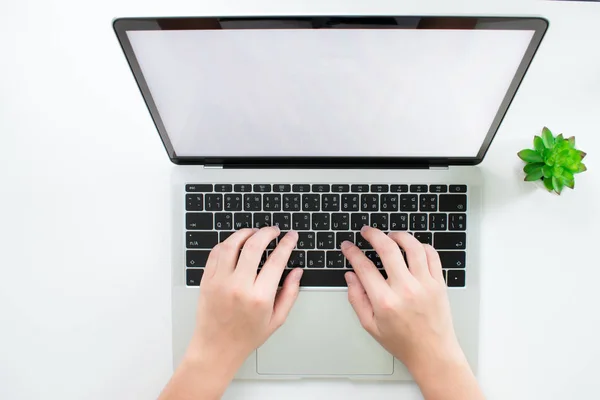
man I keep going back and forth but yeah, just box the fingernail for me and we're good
[273,225,281,233]
[287,230,298,239]
[360,225,369,233]
[252,228,259,232]
[345,273,355,284]
[341,240,353,250]
[293,268,303,282]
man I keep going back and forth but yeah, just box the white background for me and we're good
[128,28,532,157]
[1,1,599,399]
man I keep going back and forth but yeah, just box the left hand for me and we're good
[185,227,302,374]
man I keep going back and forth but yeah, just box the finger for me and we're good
[256,230,299,291]
[388,232,429,280]
[201,242,222,281]
[235,226,281,279]
[423,244,444,283]
[269,268,303,330]
[214,228,255,277]
[340,241,391,301]
[345,272,377,334]
[359,226,414,284]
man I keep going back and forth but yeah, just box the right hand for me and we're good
[341,227,468,377]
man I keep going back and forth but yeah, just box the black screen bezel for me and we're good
[113,16,548,168]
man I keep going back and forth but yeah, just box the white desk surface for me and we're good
[1,1,599,399]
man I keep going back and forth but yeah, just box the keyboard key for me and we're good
[186,213,213,230]
[351,184,369,192]
[186,184,212,192]
[288,251,306,268]
[322,194,340,211]
[331,213,350,230]
[187,232,218,249]
[391,184,408,193]
[355,233,372,249]
[205,194,223,211]
[253,184,271,192]
[302,194,320,211]
[410,184,428,193]
[224,194,242,211]
[298,232,315,249]
[292,184,310,192]
[312,213,330,230]
[429,213,447,230]
[341,194,359,211]
[449,213,467,230]
[335,232,354,249]
[307,251,325,268]
[326,251,345,268]
[277,231,289,244]
[443,270,447,283]
[449,185,467,193]
[292,213,311,230]
[312,184,330,192]
[283,194,300,211]
[234,213,252,229]
[371,184,389,193]
[419,194,438,211]
[439,194,467,212]
[414,232,432,245]
[186,269,204,286]
[317,232,335,249]
[332,184,350,192]
[273,184,291,192]
[447,270,466,287]
[429,184,448,193]
[438,251,466,268]
[259,252,268,266]
[266,239,277,250]
[365,251,384,268]
[381,194,398,211]
[434,232,466,249]
[361,194,379,211]
[390,213,409,230]
[234,184,252,192]
[187,250,210,267]
[186,194,203,211]
[370,213,389,230]
[400,194,418,211]
[220,231,234,242]
[351,213,369,230]
[215,184,232,192]
[243,194,262,211]
[263,194,281,211]
[215,212,233,230]
[410,213,428,231]
[277,269,347,287]
[253,213,272,228]
[273,213,292,230]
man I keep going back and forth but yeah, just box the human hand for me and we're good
[341,227,466,378]
[186,227,302,376]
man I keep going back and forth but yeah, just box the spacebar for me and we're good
[279,269,348,287]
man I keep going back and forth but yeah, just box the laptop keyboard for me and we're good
[185,184,468,288]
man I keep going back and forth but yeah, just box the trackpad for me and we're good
[257,291,394,376]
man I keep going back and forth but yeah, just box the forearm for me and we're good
[158,350,239,400]
[410,352,484,400]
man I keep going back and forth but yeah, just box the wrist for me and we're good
[183,338,246,381]
[407,341,470,384]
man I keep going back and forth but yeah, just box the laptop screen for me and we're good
[117,17,545,161]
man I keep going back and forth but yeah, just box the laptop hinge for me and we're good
[429,165,449,170]
[203,164,223,169]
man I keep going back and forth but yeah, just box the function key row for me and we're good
[186,184,467,193]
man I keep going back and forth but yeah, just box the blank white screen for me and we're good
[127,28,534,157]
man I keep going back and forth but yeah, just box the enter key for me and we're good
[434,232,466,250]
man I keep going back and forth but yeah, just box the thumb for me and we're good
[270,268,303,330]
[345,272,376,334]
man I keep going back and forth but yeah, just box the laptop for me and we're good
[113,15,548,380]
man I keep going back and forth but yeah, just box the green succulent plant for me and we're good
[518,127,587,195]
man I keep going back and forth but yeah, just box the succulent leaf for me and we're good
[525,170,544,181]
[564,179,575,189]
[568,136,575,146]
[543,177,554,191]
[542,127,555,148]
[579,151,587,160]
[524,162,544,174]
[542,165,552,178]
[552,176,564,195]
[577,163,587,173]
[518,149,543,163]
[534,136,545,153]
